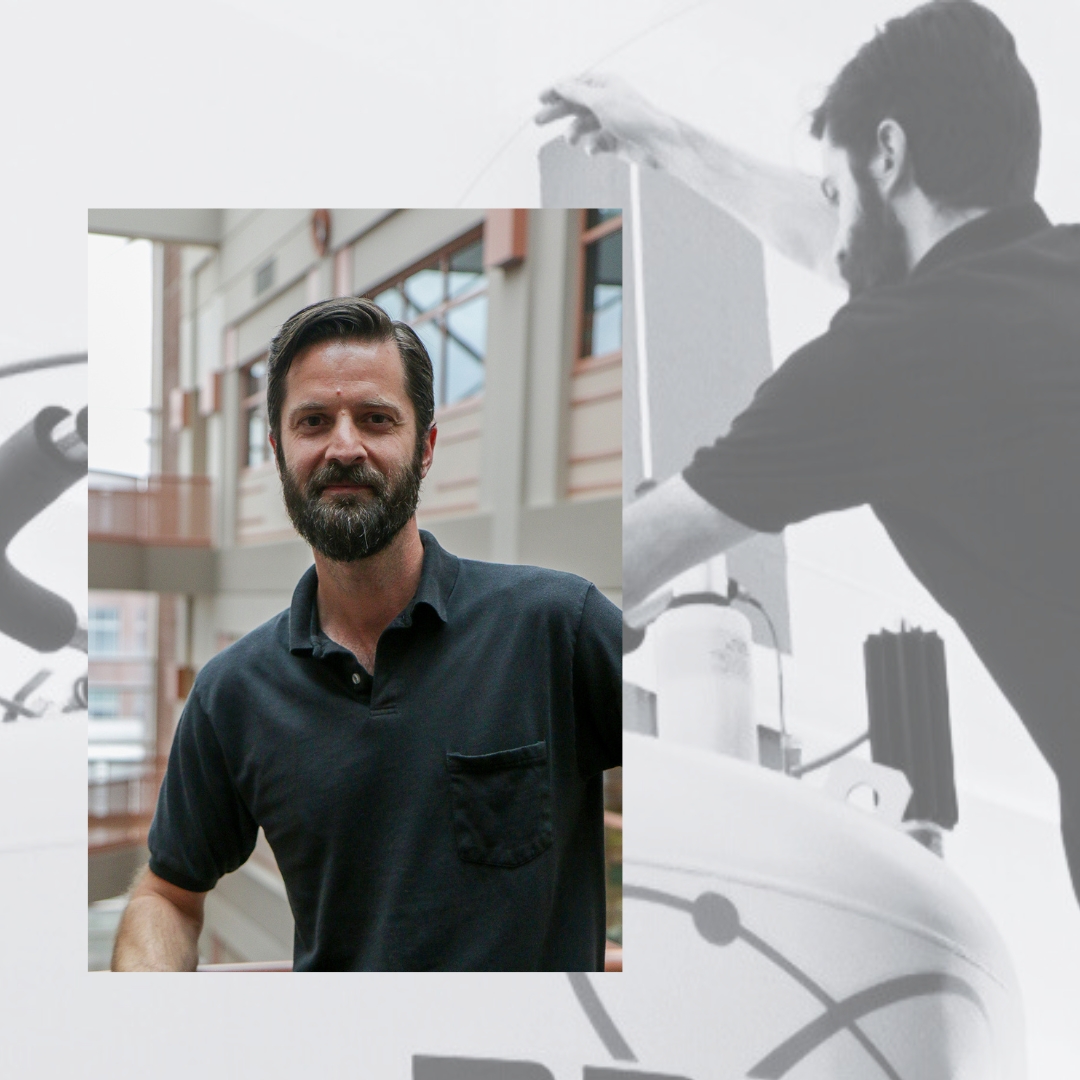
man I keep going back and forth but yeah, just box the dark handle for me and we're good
[0,407,88,651]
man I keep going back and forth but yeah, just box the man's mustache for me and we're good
[306,462,387,497]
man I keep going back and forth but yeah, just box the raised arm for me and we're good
[111,867,207,971]
[623,474,754,619]
[537,74,841,285]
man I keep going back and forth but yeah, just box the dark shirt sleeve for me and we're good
[147,682,259,893]
[681,291,981,532]
[572,583,623,777]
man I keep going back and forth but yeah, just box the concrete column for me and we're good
[524,210,575,508]
[479,257,531,563]
[218,364,241,550]
[160,244,183,476]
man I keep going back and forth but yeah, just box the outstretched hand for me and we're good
[536,74,669,167]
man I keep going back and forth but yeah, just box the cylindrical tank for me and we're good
[652,598,757,761]
[604,733,1026,1080]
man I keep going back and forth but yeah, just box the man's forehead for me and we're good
[290,337,406,388]
[284,336,414,420]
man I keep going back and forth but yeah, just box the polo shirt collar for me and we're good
[288,529,459,655]
[912,201,1051,279]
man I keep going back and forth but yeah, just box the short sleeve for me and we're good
[681,290,985,532]
[148,683,259,893]
[572,584,623,777]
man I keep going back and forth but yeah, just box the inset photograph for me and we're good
[87,209,622,972]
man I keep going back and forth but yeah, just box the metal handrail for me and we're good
[89,472,213,546]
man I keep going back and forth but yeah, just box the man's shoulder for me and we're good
[449,557,622,627]
[454,556,595,604]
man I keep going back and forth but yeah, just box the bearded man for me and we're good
[542,0,1080,912]
[111,296,622,971]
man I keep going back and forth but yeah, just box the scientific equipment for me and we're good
[0,353,88,720]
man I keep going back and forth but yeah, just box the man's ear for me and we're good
[870,118,912,197]
[268,431,280,474]
[420,424,437,479]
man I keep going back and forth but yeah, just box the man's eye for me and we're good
[367,414,392,425]
[300,415,325,427]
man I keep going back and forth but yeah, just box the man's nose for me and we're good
[324,414,368,464]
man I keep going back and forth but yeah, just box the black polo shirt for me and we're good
[148,531,622,970]
[684,203,1080,802]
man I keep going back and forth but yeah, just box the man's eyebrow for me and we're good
[288,400,328,415]
[358,398,403,414]
[287,398,404,416]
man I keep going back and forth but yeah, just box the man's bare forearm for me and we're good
[538,76,841,283]
[654,119,840,281]
[624,474,755,615]
[111,875,204,971]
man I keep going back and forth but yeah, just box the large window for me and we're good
[88,688,121,719]
[580,209,623,360]
[368,228,488,409]
[88,606,121,655]
[242,356,269,468]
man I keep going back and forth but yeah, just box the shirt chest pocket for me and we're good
[445,740,553,868]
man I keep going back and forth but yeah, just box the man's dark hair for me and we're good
[266,296,435,460]
[810,0,1040,210]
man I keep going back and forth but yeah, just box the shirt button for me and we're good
[352,673,361,685]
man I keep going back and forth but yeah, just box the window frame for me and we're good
[364,224,488,411]
[239,353,270,471]
[575,209,624,375]
[88,606,122,656]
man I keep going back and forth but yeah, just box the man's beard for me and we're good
[838,165,910,297]
[280,446,423,562]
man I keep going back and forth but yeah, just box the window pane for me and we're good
[445,294,486,404]
[446,335,485,404]
[88,688,121,719]
[88,607,121,655]
[587,209,621,229]
[246,359,267,397]
[583,229,623,357]
[403,268,444,314]
[445,294,487,361]
[247,409,268,467]
[448,240,484,298]
[374,287,405,321]
[590,284,622,357]
[413,318,445,406]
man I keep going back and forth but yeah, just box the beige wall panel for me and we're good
[235,277,308,365]
[420,440,482,516]
[567,394,622,460]
[418,511,493,562]
[570,361,621,403]
[567,455,622,501]
[214,591,296,641]
[330,209,395,249]
[220,209,307,293]
[518,498,620,591]
[217,539,314,594]
[434,397,483,441]
[236,462,294,545]
[223,222,320,330]
[421,396,484,517]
